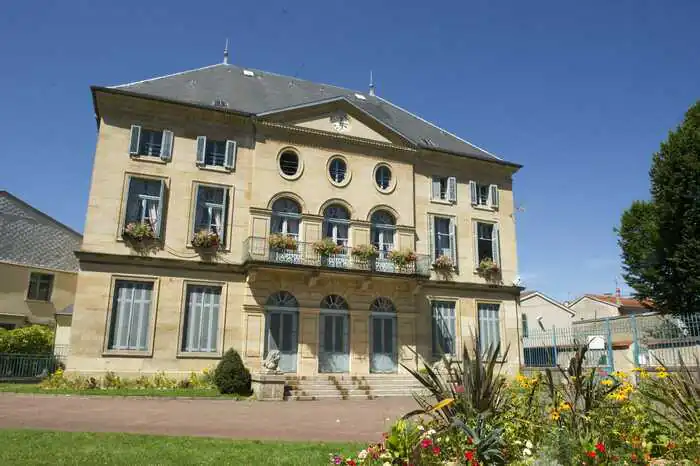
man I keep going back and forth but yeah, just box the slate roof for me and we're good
[99,63,520,168]
[0,191,82,272]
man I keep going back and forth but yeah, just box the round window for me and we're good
[375,165,392,191]
[279,151,299,176]
[328,157,347,184]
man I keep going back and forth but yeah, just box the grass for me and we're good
[0,430,362,465]
[0,383,243,398]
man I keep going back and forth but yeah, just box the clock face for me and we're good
[330,112,350,132]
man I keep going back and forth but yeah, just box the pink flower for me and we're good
[420,438,433,449]
[455,385,465,393]
[432,446,441,456]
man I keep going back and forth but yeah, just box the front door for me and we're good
[370,315,397,373]
[318,313,349,373]
[266,310,298,373]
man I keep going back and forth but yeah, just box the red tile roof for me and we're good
[587,294,651,309]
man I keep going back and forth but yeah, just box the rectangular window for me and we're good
[474,222,500,266]
[124,177,166,238]
[27,273,54,301]
[478,303,501,356]
[138,129,163,157]
[432,301,456,356]
[204,140,227,167]
[108,280,153,351]
[431,216,456,265]
[521,313,529,338]
[193,184,229,243]
[469,181,499,208]
[431,176,456,202]
[129,126,173,161]
[181,285,221,353]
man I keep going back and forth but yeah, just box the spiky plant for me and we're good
[454,415,506,465]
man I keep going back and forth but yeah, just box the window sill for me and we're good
[430,198,455,206]
[102,350,153,358]
[177,351,223,359]
[25,299,51,303]
[196,164,233,174]
[473,205,496,212]
[185,243,231,253]
[129,155,168,164]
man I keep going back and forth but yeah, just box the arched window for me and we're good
[321,294,349,310]
[323,204,350,247]
[370,210,396,255]
[370,297,396,313]
[271,198,301,238]
[266,291,299,309]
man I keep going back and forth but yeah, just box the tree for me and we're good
[618,101,700,315]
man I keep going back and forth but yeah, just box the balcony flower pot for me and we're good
[268,233,298,252]
[433,254,454,273]
[313,238,342,266]
[191,230,221,255]
[388,249,417,271]
[351,244,378,270]
[477,258,501,280]
[122,221,156,243]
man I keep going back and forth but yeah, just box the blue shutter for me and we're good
[319,314,326,354]
[221,188,230,247]
[447,304,456,355]
[489,184,499,209]
[160,130,173,161]
[155,180,165,238]
[431,178,441,200]
[469,181,477,205]
[492,224,500,267]
[196,136,207,165]
[473,221,479,268]
[129,125,141,155]
[224,140,237,170]
[447,177,457,203]
[192,185,202,237]
[448,218,457,267]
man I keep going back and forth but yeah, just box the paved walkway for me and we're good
[0,394,417,442]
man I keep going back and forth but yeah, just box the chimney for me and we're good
[615,287,621,306]
[368,70,375,97]
[223,38,229,65]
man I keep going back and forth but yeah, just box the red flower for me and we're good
[347,461,356,466]
[586,451,597,458]
[420,438,432,449]
[631,453,638,461]
[667,441,677,449]
[455,384,465,393]
[432,446,441,456]
[467,437,473,445]
[595,442,606,453]
[465,450,475,461]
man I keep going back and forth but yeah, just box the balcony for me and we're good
[243,237,431,277]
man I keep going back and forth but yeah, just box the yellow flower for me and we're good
[550,410,560,421]
[639,370,649,379]
[656,371,669,379]
[430,398,455,412]
[559,401,571,411]
[612,370,627,379]
[601,379,614,386]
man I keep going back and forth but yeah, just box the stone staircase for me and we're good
[284,374,429,400]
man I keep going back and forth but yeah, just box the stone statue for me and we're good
[262,350,282,373]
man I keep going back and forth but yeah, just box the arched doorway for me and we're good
[370,297,397,373]
[264,291,299,373]
[318,294,350,373]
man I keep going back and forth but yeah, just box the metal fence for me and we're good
[0,353,64,381]
[522,312,700,372]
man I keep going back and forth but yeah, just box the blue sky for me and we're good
[1,1,698,301]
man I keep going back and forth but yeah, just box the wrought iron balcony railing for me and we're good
[243,236,431,277]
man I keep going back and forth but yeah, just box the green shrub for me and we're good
[0,325,54,353]
[214,348,251,395]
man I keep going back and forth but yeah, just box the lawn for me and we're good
[0,430,361,466]
[0,383,241,398]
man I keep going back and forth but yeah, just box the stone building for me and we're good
[67,56,523,379]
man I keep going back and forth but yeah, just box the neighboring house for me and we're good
[568,291,650,321]
[68,55,523,378]
[520,290,575,335]
[0,191,82,348]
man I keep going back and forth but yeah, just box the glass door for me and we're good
[370,314,397,373]
[266,310,298,372]
[318,313,349,373]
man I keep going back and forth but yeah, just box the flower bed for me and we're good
[330,346,700,464]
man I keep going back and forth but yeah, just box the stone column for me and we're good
[397,313,417,373]
[350,311,370,374]
[298,308,320,375]
[242,305,264,372]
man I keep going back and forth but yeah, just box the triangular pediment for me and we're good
[257,98,411,146]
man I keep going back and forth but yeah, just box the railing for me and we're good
[522,312,700,372]
[243,236,432,277]
[0,353,64,381]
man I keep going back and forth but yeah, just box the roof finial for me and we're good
[368,70,375,96]
[223,38,229,65]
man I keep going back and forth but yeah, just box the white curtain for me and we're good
[213,208,222,234]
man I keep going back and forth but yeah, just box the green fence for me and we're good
[0,353,63,381]
[522,312,700,372]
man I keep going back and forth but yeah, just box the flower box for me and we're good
[351,244,379,261]
[191,230,220,251]
[388,249,417,268]
[313,238,343,257]
[268,233,298,251]
[477,258,500,279]
[122,222,156,243]
[433,254,454,271]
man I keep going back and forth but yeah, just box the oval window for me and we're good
[328,157,347,184]
[375,165,392,191]
[279,151,299,176]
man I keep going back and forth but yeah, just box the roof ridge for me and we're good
[375,96,502,160]
[111,63,224,89]
[0,191,83,238]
